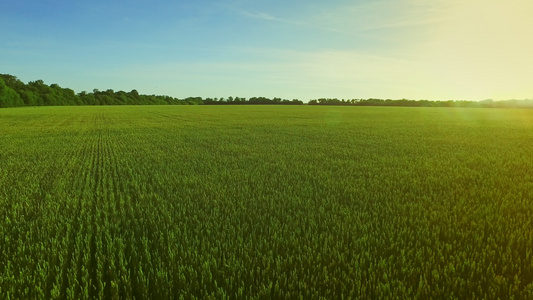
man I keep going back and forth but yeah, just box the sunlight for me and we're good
[430,1,533,100]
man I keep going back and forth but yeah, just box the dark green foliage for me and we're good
[0,77,24,107]
[0,106,532,299]
[0,73,305,107]
[0,74,194,107]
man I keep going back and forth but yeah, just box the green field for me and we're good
[1,105,532,299]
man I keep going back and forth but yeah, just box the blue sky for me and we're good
[1,0,532,101]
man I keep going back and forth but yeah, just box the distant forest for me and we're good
[308,98,533,108]
[1,74,532,108]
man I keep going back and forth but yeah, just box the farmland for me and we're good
[0,105,532,299]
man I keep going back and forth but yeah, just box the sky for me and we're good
[1,0,532,101]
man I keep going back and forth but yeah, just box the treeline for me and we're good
[309,98,533,108]
[0,74,302,107]
[204,96,303,105]
[2,73,532,108]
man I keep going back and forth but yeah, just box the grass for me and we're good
[0,105,532,299]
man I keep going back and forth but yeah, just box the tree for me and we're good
[0,77,23,107]
[27,80,51,106]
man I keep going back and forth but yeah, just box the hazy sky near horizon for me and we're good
[1,0,532,101]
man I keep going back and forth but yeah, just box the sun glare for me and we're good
[430,1,533,100]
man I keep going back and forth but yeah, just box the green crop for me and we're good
[0,105,532,299]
